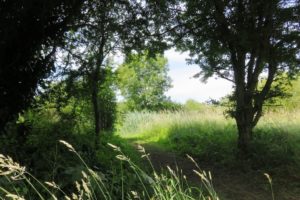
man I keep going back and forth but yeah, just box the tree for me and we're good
[62,0,164,143]
[117,52,172,111]
[0,0,83,133]
[151,0,300,153]
[40,63,117,133]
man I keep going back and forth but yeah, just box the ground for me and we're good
[135,144,300,200]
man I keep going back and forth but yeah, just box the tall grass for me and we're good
[119,106,300,139]
[117,106,300,168]
[0,140,219,200]
[118,107,234,143]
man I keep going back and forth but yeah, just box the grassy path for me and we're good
[119,110,300,199]
[137,144,299,200]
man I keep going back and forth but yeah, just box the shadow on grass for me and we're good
[119,111,300,199]
[126,121,300,173]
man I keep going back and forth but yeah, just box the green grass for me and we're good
[1,104,299,199]
[117,106,300,199]
[117,106,300,169]
[0,105,222,199]
[118,106,232,143]
[0,141,219,200]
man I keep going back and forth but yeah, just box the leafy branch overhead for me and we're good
[149,0,300,152]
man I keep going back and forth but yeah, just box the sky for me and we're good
[114,48,233,103]
[164,49,233,103]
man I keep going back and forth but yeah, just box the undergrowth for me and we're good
[0,141,220,200]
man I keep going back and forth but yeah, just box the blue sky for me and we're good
[164,49,233,103]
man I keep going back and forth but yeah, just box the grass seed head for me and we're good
[137,144,146,153]
[116,154,130,161]
[5,194,25,200]
[59,140,75,152]
[107,143,121,151]
[264,173,272,183]
[45,181,59,189]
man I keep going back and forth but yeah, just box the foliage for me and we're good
[159,100,183,111]
[1,1,300,198]
[66,65,117,132]
[97,70,117,131]
[60,0,169,137]
[220,76,300,114]
[271,77,300,110]
[183,99,208,112]
[0,0,83,132]
[150,0,300,151]
[117,52,172,111]
[0,103,141,198]
[0,141,219,200]
[118,108,300,171]
[36,67,117,133]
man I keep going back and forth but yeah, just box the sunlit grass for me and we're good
[118,106,235,143]
[118,106,300,142]
[258,108,300,129]
[117,106,300,168]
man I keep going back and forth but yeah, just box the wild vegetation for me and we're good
[0,139,219,199]
[118,104,300,199]
[0,0,299,199]
[119,105,300,169]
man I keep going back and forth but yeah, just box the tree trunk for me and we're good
[91,82,100,148]
[236,120,252,155]
[234,95,255,156]
[233,55,254,157]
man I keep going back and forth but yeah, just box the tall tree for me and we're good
[150,0,300,153]
[62,0,164,143]
[117,52,172,111]
[0,0,83,132]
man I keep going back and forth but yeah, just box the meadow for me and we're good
[1,104,300,199]
[118,105,300,199]
[0,104,222,200]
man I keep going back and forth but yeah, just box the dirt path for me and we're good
[138,144,299,200]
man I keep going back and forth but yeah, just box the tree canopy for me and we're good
[59,0,169,141]
[151,0,300,153]
[0,0,83,132]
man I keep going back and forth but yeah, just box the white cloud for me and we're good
[165,49,233,103]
